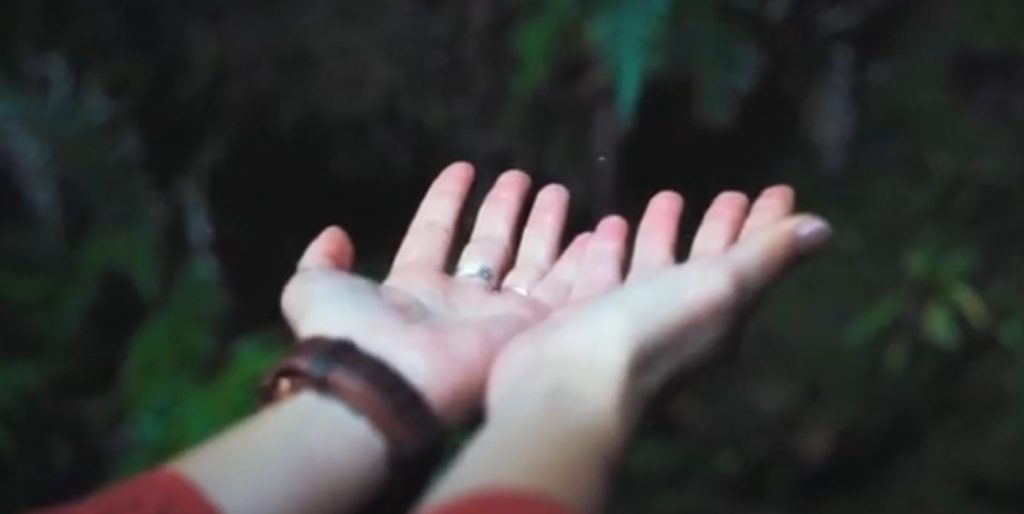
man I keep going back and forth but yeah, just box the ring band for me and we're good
[454,264,498,285]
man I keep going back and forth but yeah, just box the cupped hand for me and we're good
[280,162,593,424]
[486,185,832,423]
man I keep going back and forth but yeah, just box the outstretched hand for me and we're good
[281,162,592,423]
[280,161,831,426]
[486,180,831,423]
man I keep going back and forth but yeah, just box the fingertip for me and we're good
[727,213,831,289]
[793,214,832,253]
[715,190,750,208]
[757,184,795,206]
[597,214,630,236]
[538,183,570,201]
[570,230,593,247]
[440,161,475,181]
[762,183,794,197]
[651,189,684,209]
[645,191,684,222]
[299,225,355,271]
[498,168,532,188]
[318,225,348,244]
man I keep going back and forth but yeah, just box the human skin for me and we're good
[420,182,829,513]
[171,162,829,514]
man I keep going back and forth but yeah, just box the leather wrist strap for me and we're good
[259,337,445,463]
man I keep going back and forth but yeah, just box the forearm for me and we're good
[421,347,635,513]
[171,390,388,514]
[424,412,624,513]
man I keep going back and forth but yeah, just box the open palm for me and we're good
[280,161,829,425]
[281,163,597,422]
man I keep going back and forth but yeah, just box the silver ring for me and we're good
[455,264,498,286]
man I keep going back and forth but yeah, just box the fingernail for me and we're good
[795,217,832,252]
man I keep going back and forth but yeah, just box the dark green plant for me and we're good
[514,0,761,124]
[0,57,283,508]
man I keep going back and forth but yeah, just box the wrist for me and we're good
[293,322,462,424]
[486,335,639,439]
[423,377,627,514]
[354,328,473,425]
[487,390,629,459]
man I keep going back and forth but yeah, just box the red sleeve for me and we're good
[420,491,577,514]
[30,468,218,514]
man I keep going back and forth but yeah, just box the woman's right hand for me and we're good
[485,186,832,428]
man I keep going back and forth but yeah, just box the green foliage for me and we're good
[2,0,1024,512]
[513,0,580,103]
[0,55,288,507]
[119,261,223,413]
[0,56,152,230]
[78,228,162,302]
[513,0,761,124]
[587,0,674,118]
[117,328,285,474]
[672,0,761,126]
[846,243,992,353]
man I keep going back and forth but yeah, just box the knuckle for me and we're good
[418,220,454,241]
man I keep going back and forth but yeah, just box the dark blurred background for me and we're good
[1,0,1023,512]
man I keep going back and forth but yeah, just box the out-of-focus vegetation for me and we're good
[1,0,1023,512]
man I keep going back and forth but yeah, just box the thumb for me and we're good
[725,214,831,295]
[297,225,356,271]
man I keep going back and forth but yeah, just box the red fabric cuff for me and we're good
[420,491,577,514]
[30,468,218,514]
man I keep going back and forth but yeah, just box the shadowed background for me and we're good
[2,0,1023,512]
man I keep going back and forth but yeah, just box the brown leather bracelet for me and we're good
[259,337,445,463]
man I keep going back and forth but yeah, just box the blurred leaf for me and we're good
[513,0,579,101]
[936,248,978,285]
[882,337,911,375]
[116,332,286,474]
[77,228,161,301]
[1,56,149,232]
[675,0,761,126]
[195,332,286,428]
[588,0,673,118]
[949,283,991,332]
[904,245,936,281]
[921,301,962,351]
[120,260,223,413]
[844,294,909,347]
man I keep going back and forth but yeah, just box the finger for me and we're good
[628,190,684,281]
[688,191,750,259]
[568,215,629,303]
[739,185,795,240]
[502,184,570,293]
[389,162,475,275]
[297,226,356,271]
[455,170,532,287]
[530,232,591,307]
[725,214,832,295]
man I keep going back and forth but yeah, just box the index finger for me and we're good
[389,162,475,274]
